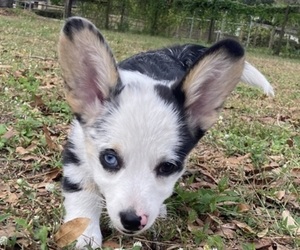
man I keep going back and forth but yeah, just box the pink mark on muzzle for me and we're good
[139,214,148,229]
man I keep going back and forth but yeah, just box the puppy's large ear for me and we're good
[58,17,119,122]
[174,39,245,135]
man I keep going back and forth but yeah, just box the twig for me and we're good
[30,55,55,61]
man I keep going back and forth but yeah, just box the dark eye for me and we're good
[156,162,180,176]
[100,149,122,172]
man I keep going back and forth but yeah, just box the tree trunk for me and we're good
[274,5,290,56]
[268,26,276,49]
[207,0,217,43]
[0,0,13,7]
[253,24,258,47]
[64,0,73,18]
[150,3,160,35]
[105,0,111,30]
[245,16,252,48]
[119,0,126,31]
[207,18,215,43]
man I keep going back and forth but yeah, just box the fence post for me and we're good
[246,16,252,48]
[189,12,195,39]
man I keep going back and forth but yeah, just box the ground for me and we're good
[0,8,299,250]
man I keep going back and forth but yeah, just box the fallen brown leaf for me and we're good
[54,217,90,248]
[1,128,17,140]
[282,210,300,235]
[253,238,272,249]
[16,146,29,155]
[19,155,40,162]
[30,94,46,109]
[215,228,236,239]
[6,192,18,204]
[257,228,268,238]
[43,125,58,151]
[275,190,285,200]
[274,243,292,250]
[43,168,61,182]
[237,203,251,213]
[102,240,120,248]
[232,220,255,234]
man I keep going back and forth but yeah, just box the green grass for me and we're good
[1,9,300,250]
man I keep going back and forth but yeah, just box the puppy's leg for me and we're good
[63,189,102,249]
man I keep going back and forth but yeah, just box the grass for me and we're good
[1,8,300,250]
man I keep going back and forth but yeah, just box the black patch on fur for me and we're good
[155,84,204,165]
[172,81,186,107]
[62,141,81,166]
[111,78,125,98]
[118,44,206,81]
[155,84,178,106]
[63,17,85,41]
[62,177,82,192]
[155,83,205,163]
[74,113,85,124]
[205,39,244,59]
[176,123,204,164]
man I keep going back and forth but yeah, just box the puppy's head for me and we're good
[58,17,245,234]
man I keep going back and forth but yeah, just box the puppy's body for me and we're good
[58,17,274,249]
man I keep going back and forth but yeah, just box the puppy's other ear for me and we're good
[174,39,245,135]
[58,17,119,121]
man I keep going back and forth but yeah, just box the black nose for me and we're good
[119,210,141,232]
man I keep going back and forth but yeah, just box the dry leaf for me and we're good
[232,220,255,234]
[16,146,29,155]
[43,125,57,151]
[275,190,285,200]
[282,210,300,235]
[1,128,17,139]
[237,203,251,213]
[187,224,202,232]
[215,228,236,239]
[274,243,291,250]
[30,94,45,109]
[43,168,61,182]
[102,240,120,248]
[20,155,40,162]
[6,192,18,204]
[253,238,272,249]
[54,217,91,248]
[257,228,268,238]
[16,143,37,155]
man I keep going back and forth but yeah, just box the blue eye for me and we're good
[104,154,117,166]
[100,149,122,172]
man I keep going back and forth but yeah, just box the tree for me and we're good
[64,0,73,18]
[0,0,13,7]
[273,0,300,55]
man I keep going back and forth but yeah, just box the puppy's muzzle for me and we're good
[119,210,148,234]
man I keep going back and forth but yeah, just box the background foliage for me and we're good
[64,0,300,56]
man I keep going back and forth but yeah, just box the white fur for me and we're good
[119,69,175,86]
[89,82,184,231]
